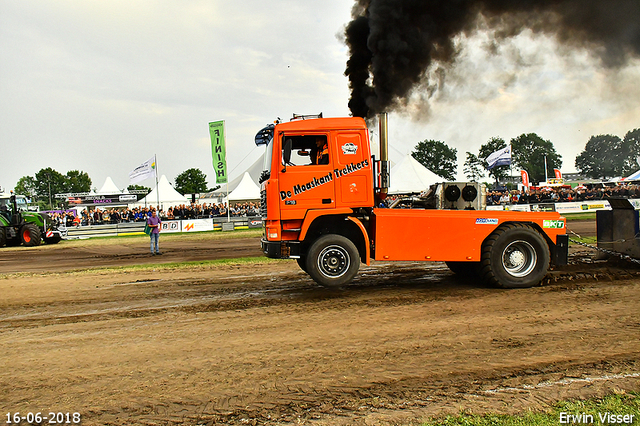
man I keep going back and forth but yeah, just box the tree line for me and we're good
[413,127,640,184]
[13,167,217,209]
[11,127,639,208]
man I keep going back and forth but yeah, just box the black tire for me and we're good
[20,223,42,247]
[0,228,5,247]
[6,234,21,247]
[305,234,360,287]
[479,223,550,288]
[296,256,307,272]
[445,261,480,277]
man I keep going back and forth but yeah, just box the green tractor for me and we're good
[0,192,63,247]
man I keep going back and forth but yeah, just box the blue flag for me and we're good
[486,145,511,170]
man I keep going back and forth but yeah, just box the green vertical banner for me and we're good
[209,120,228,184]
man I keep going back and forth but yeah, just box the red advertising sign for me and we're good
[554,168,562,179]
[521,170,530,187]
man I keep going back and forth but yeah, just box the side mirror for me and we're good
[254,124,274,146]
[282,139,293,172]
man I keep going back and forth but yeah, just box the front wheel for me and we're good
[21,223,42,247]
[305,234,360,287]
[479,223,550,288]
[296,256,307,273]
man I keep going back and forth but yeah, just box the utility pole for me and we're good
[544,155,548,184]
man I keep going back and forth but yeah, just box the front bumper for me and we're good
[261,239,301,259]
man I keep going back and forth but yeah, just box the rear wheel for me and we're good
[6,231,20,247]
[306,234,360,287]
[479,223,550,288]
[0,228,5,247]
[21,223,42,247]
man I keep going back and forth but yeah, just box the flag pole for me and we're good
[155,154,160,211]
[509,144,513,206]
[224,122,229,223]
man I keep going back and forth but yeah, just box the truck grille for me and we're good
[260,189,267,219]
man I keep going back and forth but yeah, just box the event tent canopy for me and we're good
[130,175,188,209]
[388,154,442,194]
[228,172,260,201]
[96,177,121,194]
[625,169,640,181]
[207,155,264,197]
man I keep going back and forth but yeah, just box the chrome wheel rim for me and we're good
[502,240,537,277]
[317,245,350,278]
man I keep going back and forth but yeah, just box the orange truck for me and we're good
[254,113,568,288]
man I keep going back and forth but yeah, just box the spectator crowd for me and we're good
[46,183,640,227]
[48,201,260,227]
[485,183,640,206]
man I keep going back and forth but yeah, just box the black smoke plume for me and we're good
[344,0,640,118]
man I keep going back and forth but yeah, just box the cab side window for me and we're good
[282,135,329,166]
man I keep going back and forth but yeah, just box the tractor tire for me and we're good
[479,223,550,289]
[20,223,42,247]
[445,261,480,277]
[0,228,5,247]
[6,234,20,247]
[305,234,360,287]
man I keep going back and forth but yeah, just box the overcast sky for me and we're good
[1,1,639,193]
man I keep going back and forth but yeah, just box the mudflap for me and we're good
[553,234,569,266]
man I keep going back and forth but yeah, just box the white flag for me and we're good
[129,156,157,184]
[486,145,512,170]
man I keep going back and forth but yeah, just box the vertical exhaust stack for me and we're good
[378,112,390,199]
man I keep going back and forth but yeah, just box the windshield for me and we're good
[16,197,28,212]
[0,196,28,212]
[260,140,273,184]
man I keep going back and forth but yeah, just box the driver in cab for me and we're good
[312,137,329,165]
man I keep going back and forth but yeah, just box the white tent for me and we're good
[388,154,442,194]
[228,172,260,201]
[624,169,640,181]
[96,177,121,194]
[208,155,264,197]
[130,175,188,209]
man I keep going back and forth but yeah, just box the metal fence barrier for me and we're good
[64,217,263,239]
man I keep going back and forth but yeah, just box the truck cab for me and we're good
[258,116,374,258]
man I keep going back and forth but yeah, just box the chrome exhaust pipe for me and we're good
[378,112,390,198]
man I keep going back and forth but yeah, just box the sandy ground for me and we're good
[1,220,639,425]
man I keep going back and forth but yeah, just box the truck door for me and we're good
[277,133,335,220]
[333,131,373,208]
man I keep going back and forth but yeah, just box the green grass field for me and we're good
[564,212,597,221]
[423,392,640,425]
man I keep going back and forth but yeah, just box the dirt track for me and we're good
[1,220,639,425]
